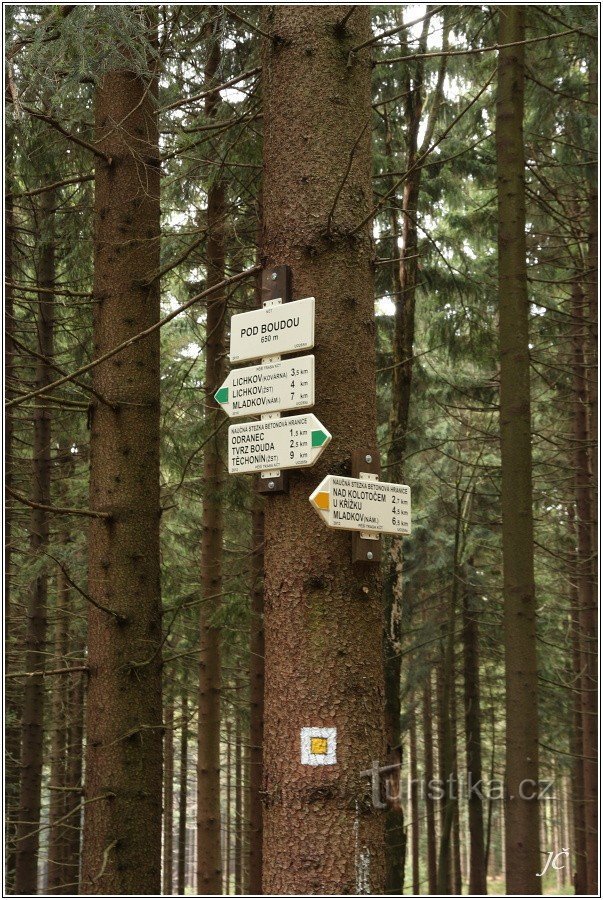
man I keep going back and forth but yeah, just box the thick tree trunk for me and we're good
[163,702,174,895]
[14,183,56,894]
[570,279,598,893]
[81,20,162,892]
[261,7,385,892]
[423,675,438,893]
[496,7,541,892]
[462,560,487,894]
[177,690,188,896]
[197,16,226,894]
[248,489,264,894]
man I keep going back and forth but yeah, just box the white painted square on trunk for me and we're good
[300,727,337,766]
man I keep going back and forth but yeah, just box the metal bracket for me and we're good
[258,266,291,495]
[351,449,382,564]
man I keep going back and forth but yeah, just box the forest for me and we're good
[3,3,598,897]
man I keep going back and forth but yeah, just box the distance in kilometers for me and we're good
[228,413,331,474]
[310,475,411,536]
[229,296,315,363]
[215,356,314,418]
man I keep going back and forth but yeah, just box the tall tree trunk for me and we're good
[462,559,487,894]
[81,18,162,892]
[261,7,385,891]
[570,279,598,893]
[585,51,597,544]
[248,489,264,894]
[496,7,541,892]
[5,157,20,894]
[14,182,56,894]
[424,675,438,893]
[409,702,420,895]
[197,14,226,894]
[163,702,175,895]
[177,690,188,896]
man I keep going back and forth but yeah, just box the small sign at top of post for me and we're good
[229,295,315,364]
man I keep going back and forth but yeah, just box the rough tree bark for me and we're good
[261,7,385,892]
[14,183,56,894]
[462,560,487,894]
[495,6,541,893]
[80,17,162,893]
[197,13,226,894]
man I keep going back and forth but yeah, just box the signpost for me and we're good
[309,475,411,536]
[228,413,331,475]
[214,356,314,419]
[229,296,315,364]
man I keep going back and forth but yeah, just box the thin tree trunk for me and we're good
[568,508,587,894]
[248,488,264,894]
[496,7,540,892]
[570,279,598,893]
[225,719,232,894]
[4,157,20,894]
[81,16,163,892]
[451,683,462,895]
[197,15,226,894]
[235,699,243,895]
[14,182,56,894]
[163,702,174,895]
[261,7,385,891]
[409,703,420,895]
[63,658,84,893]
[462,559,487,894]
[47,551,71,892]
[423,675,437,894]
[177,690,188,896]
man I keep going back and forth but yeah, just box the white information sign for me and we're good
[229,296,315,363]
[228,413,331,474]
[215,356,314,418]
[309,475,411,535]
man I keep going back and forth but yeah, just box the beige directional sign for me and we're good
[228,413,331,474]
[309,475,411,535]
[215,356,314,418]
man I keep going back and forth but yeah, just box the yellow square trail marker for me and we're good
[300,727,337,766]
